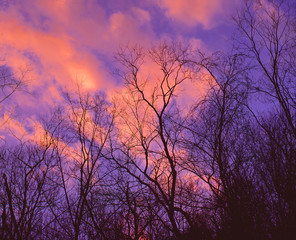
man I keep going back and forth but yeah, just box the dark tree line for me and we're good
[1,0,296,239]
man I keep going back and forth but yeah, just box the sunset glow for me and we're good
[1,0,296,239]
[0,0,238,140]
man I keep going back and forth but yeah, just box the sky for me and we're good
[0,0,243,142]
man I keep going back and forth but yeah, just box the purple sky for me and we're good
[0,0,243,141]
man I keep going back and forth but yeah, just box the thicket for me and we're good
[1,1,296,239]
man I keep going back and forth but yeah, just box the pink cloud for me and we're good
[0,0,158,103]
[0,0,156,87]
[0,0,158,140]
[0,0,224,143]
[158,0,240,29]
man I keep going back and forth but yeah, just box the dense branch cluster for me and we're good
[0,1,296,239]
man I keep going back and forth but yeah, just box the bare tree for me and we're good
[111,41,200,238]
[0,64,27,105]
[2,2,296,238]
[0,62,29,142]
[42,89,114,239]
[0,138,59,240]
[182,50,268,239]
[234,0,296,136]
[233,0,296,238]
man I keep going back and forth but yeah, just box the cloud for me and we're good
[0,0,158,141]
[0,0,157,91]
[0,0,226,143]
[158,0,240,29]
[0,4,107,92]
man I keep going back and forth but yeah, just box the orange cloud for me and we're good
[0,0,157,93]
[0,16,107,90]
[158,0,240,29]
[0,0,222,145]
[0,0,158,142]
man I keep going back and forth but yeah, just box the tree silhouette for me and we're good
[1,1,296,239]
